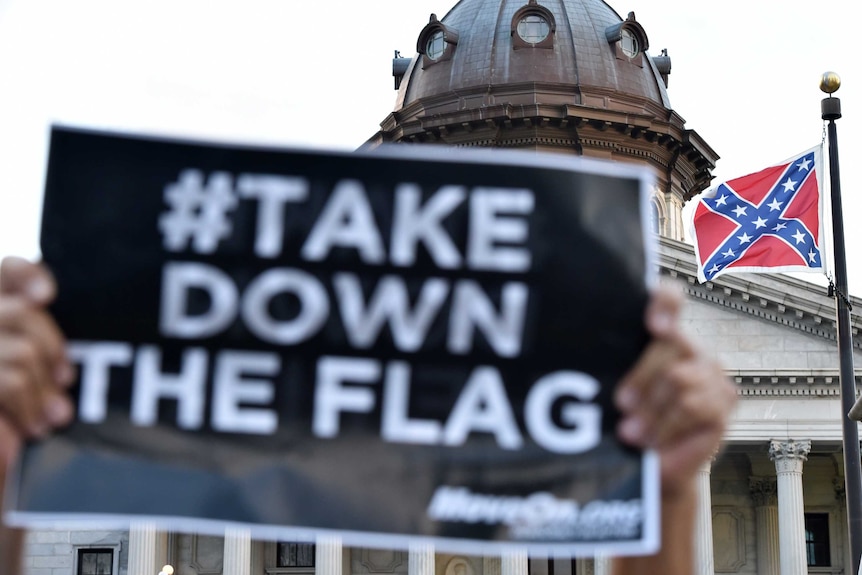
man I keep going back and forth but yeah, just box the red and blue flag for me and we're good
[691,146,824,282]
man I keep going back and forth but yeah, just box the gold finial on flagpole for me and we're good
[820,71,841,94]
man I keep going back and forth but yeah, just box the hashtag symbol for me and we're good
[159,170,239,253]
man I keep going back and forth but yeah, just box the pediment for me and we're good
[658,237,862,348]
[657,237,862,398]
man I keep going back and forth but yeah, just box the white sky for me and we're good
[0,0,859,294]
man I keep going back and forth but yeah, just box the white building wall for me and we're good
[681,294,862,372]
[23,529,128,575]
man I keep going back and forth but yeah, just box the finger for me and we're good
[617,352,732,449]
[42,390,75,428]
[0,298,74,387]
[614,286,691,411]
[0,331,66,436]
[0,353,74,438]
[0,364,48,437]
[0,257,56,304]
[651,360,735,448]
[614,338,684,417]
[619,374,679,447]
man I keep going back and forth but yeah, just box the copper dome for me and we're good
[368,0,718,239]
[395,0,670,115]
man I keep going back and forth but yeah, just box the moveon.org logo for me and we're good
[426,486,642,539]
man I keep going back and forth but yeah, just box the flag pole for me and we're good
[821,71,862,575]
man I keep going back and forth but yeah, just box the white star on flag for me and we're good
[781,178,797,192]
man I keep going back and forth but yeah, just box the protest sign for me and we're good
[6,126,659,556]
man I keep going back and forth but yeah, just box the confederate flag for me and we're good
[691,146,824,283]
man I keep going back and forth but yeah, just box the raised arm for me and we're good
[611,283,737,575]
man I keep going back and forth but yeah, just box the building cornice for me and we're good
[658,237,862,348]
[729,369,861,397]
[367,89,717,198]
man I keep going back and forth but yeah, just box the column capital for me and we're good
[768,439,811,473]
[749,476,778,507]
[698,449,719,473]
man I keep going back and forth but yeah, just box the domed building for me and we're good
[365,3,862,573]
[18,1,862,575]
[366,0,718,243]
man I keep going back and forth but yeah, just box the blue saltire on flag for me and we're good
[691,146,824,283]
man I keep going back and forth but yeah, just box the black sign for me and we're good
[7,126,659,556]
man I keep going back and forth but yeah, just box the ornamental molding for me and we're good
[768,439,811,473]
[749,476,778,506]
[658,237,862,348]
[712,507,747,572]
[729,369,861,397]
[444,557,476,575]
[189,535,223,575]
[359,550,405,573]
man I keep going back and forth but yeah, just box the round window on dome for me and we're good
[426,30,446,60]
[517,14,550,45]
[620,28,639,58]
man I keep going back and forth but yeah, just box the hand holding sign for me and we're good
[9,127,660,557]
[0,257,74,459]
[616,285,736,497]
[612,284,736,574]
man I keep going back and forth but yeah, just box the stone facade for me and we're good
[22,530,127,575]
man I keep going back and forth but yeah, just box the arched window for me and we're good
[649,199,661,234]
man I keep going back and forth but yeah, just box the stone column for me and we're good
[501,549,528,575]
[750,477,779,575]
[694,459,715,575]
[592,554,612,575]
[409,542,435,575]
[223,526,251,575]
[769,439,811,575]
[127,522,167,575]
[483,555,501,575]
[316,534,343,575]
